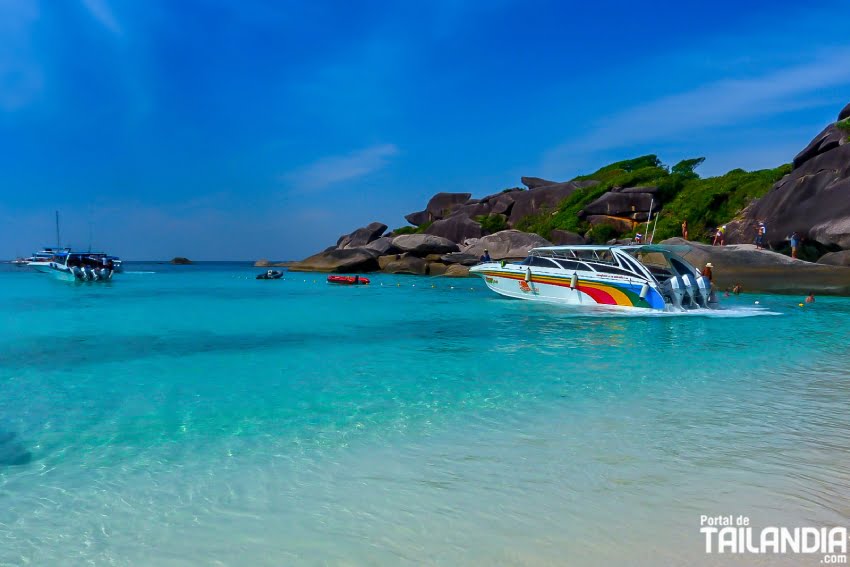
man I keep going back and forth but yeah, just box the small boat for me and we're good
[470,244,717,311]
[29,250,117,282]
[327,275,370,285]
[256,270,283,280]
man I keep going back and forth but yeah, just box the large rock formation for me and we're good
[337,222,387,249]
[521,176,560,189]
[508,180,597,225]
[364,236,399,255]
[817,250,850,267]
[726,103,850,249]
[586,215,636,233]
[549,230,585,245]
[662,238,850,295]
[461,230,551,260]
[580,190,655,218]
[391,234,459,256]
[288,248,379,273]
[382,255,428,275]
[424,213,484,243]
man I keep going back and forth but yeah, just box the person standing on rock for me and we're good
[755,222,765,249]
[681,219,689,240]
[713,226,726,246]
[790,232,801,259]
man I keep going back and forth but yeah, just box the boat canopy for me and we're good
[530,244,692,254]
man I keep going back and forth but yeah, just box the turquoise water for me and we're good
[1,263,849,565]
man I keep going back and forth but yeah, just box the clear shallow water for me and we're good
[1,262,849,565]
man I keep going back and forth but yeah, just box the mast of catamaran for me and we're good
[55,210,62,248]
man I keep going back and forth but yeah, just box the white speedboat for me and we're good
[470,244,716,311]
[29,250,117,282]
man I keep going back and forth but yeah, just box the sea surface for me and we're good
[1,262,849,566]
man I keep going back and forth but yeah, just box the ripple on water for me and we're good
[0,273,848,565]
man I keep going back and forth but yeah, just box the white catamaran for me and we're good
[470,244,716,311]
[26,212,122,282]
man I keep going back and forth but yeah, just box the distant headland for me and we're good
[283,101,850,294]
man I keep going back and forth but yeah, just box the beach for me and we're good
[1,263,849,565]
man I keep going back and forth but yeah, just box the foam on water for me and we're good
[0,262,848,565]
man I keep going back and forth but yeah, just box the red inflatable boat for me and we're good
[327,275,370,285]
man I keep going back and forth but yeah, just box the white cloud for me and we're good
[81,0,121,35]
[543,48,850,170]
[0,0,43,111]
[283,144,399,192]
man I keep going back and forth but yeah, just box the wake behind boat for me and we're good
[470,244,717,311]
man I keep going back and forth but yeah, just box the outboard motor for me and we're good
[72,266,85,280]
[681,274,698,308]
[695,275,711,308]
[662,276,686,309]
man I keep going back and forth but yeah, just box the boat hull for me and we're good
[29,262,113,283]
[472,265,665,310]
[29,262,76,282]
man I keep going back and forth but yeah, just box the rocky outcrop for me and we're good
[521,176,560,189]
[337,222,387,249]
[586,215,636,233]
[392,234,459,256]
[508,180,597,225]
[549,230,585,245]
[726,103,850,249]
[170,257,192,265]
[440,252,480,266]
[424,213,484,243]
[461,230,550,260]
[444,264,470,277]
[404,210,431,227]
[383,255,428,275]
[817,250,850,266]
[428,262,448,276]
[661,238,850,295]
[839,102,850,121]
[792,123,847,169]
[426,192,472,219]
[288,248,379,273]
[364,236,398,255]
[580,190,654,218]
[254,259,271,267]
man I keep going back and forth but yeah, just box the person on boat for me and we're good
[701,263,713,282]
[805,292,815,304]
[480,249,491,263]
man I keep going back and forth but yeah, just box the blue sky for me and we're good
[1,0,848,260]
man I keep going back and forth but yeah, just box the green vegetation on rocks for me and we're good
[475,213,508,234]
[515,154,790,244]
[837,118,850,141]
